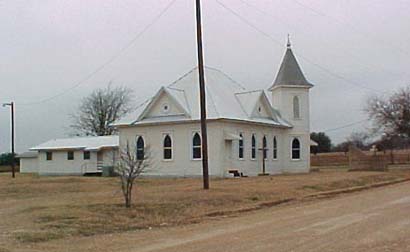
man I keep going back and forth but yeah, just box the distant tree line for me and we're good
[312,85,410,153]
[0,153,19,166]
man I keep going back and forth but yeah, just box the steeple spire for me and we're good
[268,36,313,90]
[287,34,291,48]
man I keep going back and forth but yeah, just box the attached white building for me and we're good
[114,43,314,177]
[17,152,39,173]
[21,136,119,175]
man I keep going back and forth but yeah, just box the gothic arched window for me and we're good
[136,136,145,160]
[251,134,256,159]
[273,136,278,160]
[262,136,267,160]
[293,96,300,119]
[163,134,172,160]
[292,138,301,160]
[192,133,202,159]
[239,133,244,159]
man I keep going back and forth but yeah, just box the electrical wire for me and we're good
[290,0,410,57]
[20,0,178,106]
[214,0,385,94]
[238,0,406,78]
[322,119,368,132]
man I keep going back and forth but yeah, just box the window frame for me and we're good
[273,136,278,160]
[262,135,267,160]
[293,96,301,119]
[163,133,173,161]
[192,132,202,160]
[83,151,91,160]
[136,136,145,161]
[238,133,244,160]
[46,152,52,161]
[251,134,257,160]
[291,137,301,161]
[67,151,74,161]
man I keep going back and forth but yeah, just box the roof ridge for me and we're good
[235,89,263,95]
[204,66,247,90]
[50,135,118,141]
[167,67,197,87]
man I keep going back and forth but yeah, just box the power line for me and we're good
[20,0,178,106]
[214,0,384,94]
[290,0,410,57]
[238,0,405,78]
[322,119,368,133]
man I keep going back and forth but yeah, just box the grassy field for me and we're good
[1,169,410,251]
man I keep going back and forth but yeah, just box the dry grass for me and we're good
[1,169,410,250]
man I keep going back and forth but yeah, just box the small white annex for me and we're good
[114,43,314,177]
[20,136,119,175]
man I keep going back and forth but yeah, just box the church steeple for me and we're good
[269,37,313,90]
[287,34,291,48]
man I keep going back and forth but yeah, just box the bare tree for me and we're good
[366,86,410,138]
[115,141,149,208]
[71,85,134,136]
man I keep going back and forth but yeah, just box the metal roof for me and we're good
[30,135,119,151]
[269,46,313,90]
[115,67,291,128]
[17,151,38,158]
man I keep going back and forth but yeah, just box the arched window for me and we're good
[163,134,172,160]
[273,136,278,160]
[262,136,267,160]
[293,96,300,119]
[192,133,201,159]
[251,134,256,159]
[292,138,301,160]
[238,133,244,159]
[136,136,145,160]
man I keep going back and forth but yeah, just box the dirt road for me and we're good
[31,182,410,252]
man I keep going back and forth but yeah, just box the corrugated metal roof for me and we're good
[269,46,313,90]
[17,151,38,158]
[115,67,291,128]
[30,135,119,151]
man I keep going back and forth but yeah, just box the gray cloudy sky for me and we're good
[1,0,410,153]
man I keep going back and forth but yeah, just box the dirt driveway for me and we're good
[16,181,410,252]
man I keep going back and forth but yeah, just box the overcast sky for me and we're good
[1,0,409,153]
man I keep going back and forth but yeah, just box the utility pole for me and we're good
[195,0,209,189]
[3,102,15,178]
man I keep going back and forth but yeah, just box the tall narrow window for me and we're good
[251,134,256,159]
[293,96,300,119]
[46,152,52,161]
[163,134,172,160]
[192,133,201,159]
[262,136,267,160]
[273,137,278,160]
[292,138,301,160]
[136,136,145,160]
[238,133,244,159]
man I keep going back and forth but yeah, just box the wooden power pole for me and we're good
[3,101,15,178]
[195,0,209,189]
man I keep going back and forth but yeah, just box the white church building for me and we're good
[115,42,314,178]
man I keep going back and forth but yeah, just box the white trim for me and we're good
[135,135,145,160]
[290,137,301,161]
[251,133,257,161]
[272,136,278,160]
[293,96,301,119]
[238,132,244,160]
[191,131,202,161]
[262,135,268,161]
[162,133,173,161]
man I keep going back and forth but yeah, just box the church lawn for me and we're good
[1,169,410,250]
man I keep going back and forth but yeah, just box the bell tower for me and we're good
[269,37,314,171]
